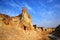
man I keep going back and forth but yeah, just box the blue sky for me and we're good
[0,0,60,28]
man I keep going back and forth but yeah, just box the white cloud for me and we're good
[39,2,47,9]
[54,5,60,8]
[47,0,54,2]
[38,9,60,27]
[3,0,21,10]
[39,10,54,18]
[24,3,32,11]
[24,3,35,14]
[8,2,21,10]
[39,19,60,28]
[8,2,36,14]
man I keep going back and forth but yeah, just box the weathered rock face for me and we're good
[0,14,10,25]
[0,8,51,40]
[18,7,34,30]
[53,25,60,37]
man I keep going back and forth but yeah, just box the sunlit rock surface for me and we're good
[0,8,55,40]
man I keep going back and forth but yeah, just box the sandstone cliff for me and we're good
[0,7,55,40]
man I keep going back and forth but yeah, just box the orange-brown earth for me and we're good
[0,7,55,40]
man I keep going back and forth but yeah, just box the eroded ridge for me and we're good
[0,7,55,40]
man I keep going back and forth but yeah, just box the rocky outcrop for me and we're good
[18,7,34,30]
[52,25,60,37]
[0,7,53,40]
[48,25,60,40]
[0,13,11,25]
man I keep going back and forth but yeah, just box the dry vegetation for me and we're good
[0,7,55,40]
